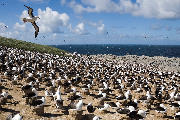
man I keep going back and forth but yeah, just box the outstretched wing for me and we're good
[31,22,39,38]
[24,5,34,18]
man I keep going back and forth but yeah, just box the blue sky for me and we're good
[0,0,180,45]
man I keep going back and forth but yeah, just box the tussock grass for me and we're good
[0,36,67,56]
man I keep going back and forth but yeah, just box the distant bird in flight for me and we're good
[0,24,8,29]
[0,1,7,6]
[1,3,6,6]
[144,35,150,39]
[23,5,40,38]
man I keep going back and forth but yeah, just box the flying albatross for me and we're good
[23,5,40,38]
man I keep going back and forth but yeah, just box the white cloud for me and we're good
[37,7,70,33]
[88,21,106,34]
[20,10,29,19]
[0,30,20,39]
[73,22,88,35]
[67,0,180,19]
[132,0,180,19]
[68,22,89,35]
[97,24,105,33]
[68,0,137,13]
[14,23,26,31]
[60,0,66,5]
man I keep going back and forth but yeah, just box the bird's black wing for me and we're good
[31,22,39,38]
[24,5,34,18]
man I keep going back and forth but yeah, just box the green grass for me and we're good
[0,36,68,56]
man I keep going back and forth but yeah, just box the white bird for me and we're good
[120,84,124,89]
[102,93,107,99]
[156,104,166,113]
[116,102,120,108]
[51,80,55,87]
[31,88,38,98]
[7,113,23,120]
[56,90,61,100]
[128,106,135,112]
[146,91,152,102]
[54,86,61,100]
[125,90,131,100]
[71,87,77,93]
[169,91,175,101]
[174,112,180,119]
[23,5,40,38]
[103,82,108,90]
[44,89,53,96]
[98,90,102,95]
[93,116,100,120]
[1,91,8,98]
[36,97,45,107]
[28,73,33,78]
[137,110,146,118]
[56,91,63,109]
[87,84,91,89]
[12,67,17,71]
[99,103,109,111]
[75,99,83,111]
[136,87,141,92]
[13,75,18,81]
[12,113,22,120]
[4,71,8,76]
[117,79,121,84]
[174,93,180,100]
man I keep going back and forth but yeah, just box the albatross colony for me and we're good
[0,46,180,120]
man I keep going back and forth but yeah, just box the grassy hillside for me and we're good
[0,36,67,56]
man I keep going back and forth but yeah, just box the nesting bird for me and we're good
[93,116,100,120]
[128,109,146,120]
[75,99,83,111]
[87,103,95,113]
[54,86,63,109]
[6,113,23,120]
[99,103,109,112]
[155,104,167,113]
[174,112,180,119]
[32,97,45,107]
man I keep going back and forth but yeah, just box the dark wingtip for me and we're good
[35,34,38,38]
[24,5,29,8]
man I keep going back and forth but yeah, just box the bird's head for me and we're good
[36,16,40,19]
[41,97,45,101]
[88,103,92,106]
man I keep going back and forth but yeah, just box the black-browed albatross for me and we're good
[23,5,40,38]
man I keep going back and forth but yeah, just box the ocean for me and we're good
[52,44,180,58]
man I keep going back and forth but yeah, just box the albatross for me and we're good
[23,5,40,38]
